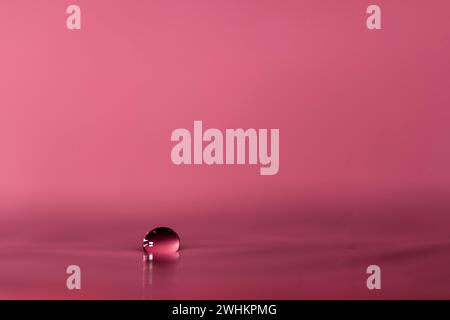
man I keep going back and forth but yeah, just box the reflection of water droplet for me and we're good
[142,251,180,299]
[143,227,180,254]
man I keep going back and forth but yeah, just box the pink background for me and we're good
[0,0,450,299]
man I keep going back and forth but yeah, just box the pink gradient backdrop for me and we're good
[0,0,450,299]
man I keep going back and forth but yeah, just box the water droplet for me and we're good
[142,227,180,254]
